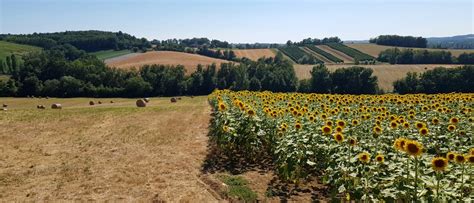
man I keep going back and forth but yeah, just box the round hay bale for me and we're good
[143,98,150,103]
[37,105,46,109]
[110,101,114,103]
[136,99,146,107]
[1,108,7,111]
[98,101,102,104]
[46,96,50,99]
[2,104,7,108]
[51,104,62,109]
[170,97,177,103]
[89,101,95,105]
[177,97,182,100]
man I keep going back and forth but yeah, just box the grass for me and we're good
[91,49,132,60]
[0,41,41,60]
[218,174,258,202]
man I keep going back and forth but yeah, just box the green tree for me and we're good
[310,64,332,93]
[248,77,261,91]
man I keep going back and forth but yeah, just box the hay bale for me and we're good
[51,104,62,109]
[98,101,102,104]
[89,101,95,105]
[46,96,49,99]
[37,105,46,109]
[110,101,114,103]
[2,104,7,108]
[170,97,177,103]
[177,97,182,100]
[1,108,7,111]
[143,98,150,103]
[136,99,146,107]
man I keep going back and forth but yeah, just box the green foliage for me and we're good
[278,46,323,64]
[457,52,474,64]
[378,48,453,64]
[218,175,258,202]
[370,35,427,48]
[309,65,378,94]
[305,46,343,63]
[326,43,375,61]
[310,64,332,93]
[1,30,150,52]
[0,40,41,60]
[393,66,474,94]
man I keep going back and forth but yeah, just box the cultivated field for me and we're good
[346,43,474,58]
[232,49,276,61]
[0,97,218,201]
[316,45,354,63]
[294,64,462,91]
[105,51,232,73]
[0,41,41,60]
[91,49,132,60]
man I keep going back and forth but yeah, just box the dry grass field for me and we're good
[105,51,232,73]
[232,49,276,61]
[294,64,462,91]
[346,43,474,58]
[0,97,219,201]
[316,45,354,63]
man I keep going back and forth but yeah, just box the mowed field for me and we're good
[232,49,276,61]
[0,41,41,60]
[105,51,232,73]
[346,43,474,58]
[0,97,218,201]
[294,64,462,91]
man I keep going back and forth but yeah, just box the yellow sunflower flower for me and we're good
[404,140,423,157]
[431,157,448,172]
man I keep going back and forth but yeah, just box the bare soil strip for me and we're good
[316,45,354,63]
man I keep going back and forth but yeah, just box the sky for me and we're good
[0,0,472,43]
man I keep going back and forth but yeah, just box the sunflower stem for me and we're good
[436,172,440,201]
[414,157,418,201]
[460,163,465,198]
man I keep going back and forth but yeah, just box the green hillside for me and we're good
[0,40,41,60]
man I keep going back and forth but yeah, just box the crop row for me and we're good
[326,43,375,61]
[278,46,323,65]
[305,45,343,63]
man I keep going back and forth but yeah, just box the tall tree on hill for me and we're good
[5,56,11,72]
[11,54,17,71]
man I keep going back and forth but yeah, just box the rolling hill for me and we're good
[346,43,474,58]
[0,40,41,60]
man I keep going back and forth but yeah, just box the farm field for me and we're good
[105,51,231,73]
[301,47,333,64]
[209,90,473,201]
[232,48,276,61]
[91,49,132,60]
[0,41,41,60]
[346,43,474,58]
[0,96,218,201]
[316,45,354,63]
[294,64,462,91]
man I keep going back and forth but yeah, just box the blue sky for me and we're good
[0,0,472,43]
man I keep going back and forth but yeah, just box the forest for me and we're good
[369,35,427,48]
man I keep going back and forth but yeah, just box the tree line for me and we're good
[378,48,474,64]
[0,31,151,52]
[369,35,427,48]
[393,66,474,94]
[286,37,342,46]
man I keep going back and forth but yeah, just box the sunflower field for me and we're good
[208,90,473,201]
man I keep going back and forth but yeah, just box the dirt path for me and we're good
[0,97,219,202]
[316,45,354,63]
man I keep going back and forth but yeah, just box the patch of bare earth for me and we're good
[0,97,219,202]
[233,49,276,61]
[105,51,231,73]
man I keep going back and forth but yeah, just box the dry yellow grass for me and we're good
[232,49,276,61]
[294,64,462,91]
[346,43,474,58]
[105,51,232,73]
[0,97,218,201]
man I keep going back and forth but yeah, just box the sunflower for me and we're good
[402,122,410,129]
[446,152,456,161]
[373,126,383,134]
[348,137,357,146]
[325,120,333,126]
[333,133,344,143]
[404,140,423,157]
[455,154,466,164]
[393,138,408,152]
[449,117,459,124]
[470,148,474,155]
[358,152,371,163]
[337,120,346,128]
[352,119,359,126]
[295,122,302,130]
[375,154,384,163]
[218,102,227,111]
[467,155,474,164]
[447,124,456,131]
[321,125,332,135]
[247,109,256,116]
[431,157,448,172]
[223,125,229,132]
[419,127,429,136]
[431,118,440,125]
[390,121,398,129]
[415,122,425,129]
[335,126,343,133]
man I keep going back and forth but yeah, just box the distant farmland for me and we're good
[105,51,232,73]
[232,49,276,61]
[294,64,462,91]
[346,43,474,58]
[91,49,132,60]
[0,41,41,59]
